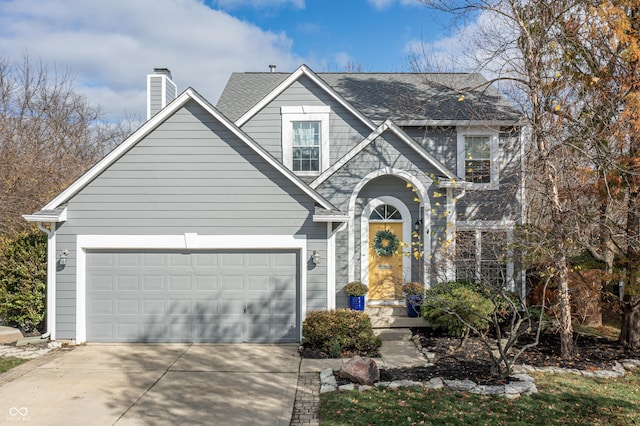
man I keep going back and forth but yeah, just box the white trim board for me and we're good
[75,234,307,344]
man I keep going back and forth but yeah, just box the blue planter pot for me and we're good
[406,295,422,318]
[348,295,365,311]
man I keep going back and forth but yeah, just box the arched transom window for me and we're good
[369,204,402,222]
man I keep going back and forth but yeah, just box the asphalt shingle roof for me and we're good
[216,70,520,124]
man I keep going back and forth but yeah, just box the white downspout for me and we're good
[37,222,56,340]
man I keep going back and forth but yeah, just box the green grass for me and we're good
[0,357,27,374]
[320,370,640,425]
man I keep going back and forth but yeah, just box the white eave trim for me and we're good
[235,64,377,132]
[310,119,457,189]
[40,88,336,212]
[312,214,349,223]
[396,119,523,127]
[22,207,68,223]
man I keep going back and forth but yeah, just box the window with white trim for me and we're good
[457,128,499,188]
[455,229,509,287]
[282,106,330,175]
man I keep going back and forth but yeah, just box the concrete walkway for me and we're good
[291,328,427,425]
[0,344,300,425]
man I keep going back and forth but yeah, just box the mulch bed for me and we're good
[379,327,640,385]
[303,326,640,386]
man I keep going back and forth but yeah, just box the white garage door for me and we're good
[86,250,299,343]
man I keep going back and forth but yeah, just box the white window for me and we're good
[282,106,330,175]
[292,121,320,172]
[457,128,499,188]
[453,224,515,291]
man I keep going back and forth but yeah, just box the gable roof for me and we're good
[310,119,458,189]
[34,88,338,216]
[228,65,377,131]
[217,69,521,125]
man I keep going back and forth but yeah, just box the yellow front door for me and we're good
[368,222,403,300]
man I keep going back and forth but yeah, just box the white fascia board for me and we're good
[310,120,457,189]
[235,64,377,132]
[312,214,349,223]
[41,91,195,211]
[396,119,522,127]
[22,207,68,223]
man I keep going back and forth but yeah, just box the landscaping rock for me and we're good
[339,356,379,386]
[388,379,422,389]
[470,385,505,395]
[424,377,444,389]
[0,326,23,345]
[443,379,477,392]
[505,380,537,396]
[622,359,640,370]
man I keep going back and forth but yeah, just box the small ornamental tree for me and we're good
[0,231,47,332]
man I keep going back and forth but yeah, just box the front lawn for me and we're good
[320,370,640,425]
[0,357,27,374]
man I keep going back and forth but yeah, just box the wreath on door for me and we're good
[373,229,399,256]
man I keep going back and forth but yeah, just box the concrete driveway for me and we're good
[0,344,301,425]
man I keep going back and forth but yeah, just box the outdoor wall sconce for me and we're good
[59,249,69,266]
[311,250,320,266]
[414,219,422,232]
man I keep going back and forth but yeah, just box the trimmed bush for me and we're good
[421,281,494,337]
[302,309,381,358]
[0,231,47,332]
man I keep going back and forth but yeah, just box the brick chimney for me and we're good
[147,68,177,120]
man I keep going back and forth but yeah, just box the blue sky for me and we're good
[0,0,468,120]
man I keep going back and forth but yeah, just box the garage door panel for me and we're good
[142,299,165,315]
[142,276,166,291]
[195,276,218,291]
[167,275,192,291]
[91,274,114,291]
[168,253,192,267]
[87,250,299,343]
[116,299,140,315]
[116,275,139,291]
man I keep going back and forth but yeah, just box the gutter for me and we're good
[36,222,55,340]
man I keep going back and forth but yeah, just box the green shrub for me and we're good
[302,309,381,357]
[0,231,47,332]
[421,281,494,337]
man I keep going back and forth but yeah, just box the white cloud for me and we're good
[0,0,303,120]
[214,0,304,9]
[404,9,516,74]
[368,0,419,10]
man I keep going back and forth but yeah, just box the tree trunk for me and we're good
[619,296,640,349]
[555,247,574,358]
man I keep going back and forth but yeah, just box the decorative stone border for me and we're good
[319,358,640,399]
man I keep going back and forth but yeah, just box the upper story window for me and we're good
[292,121,320,172]
[457,128,499,189]
[282,106,330,176]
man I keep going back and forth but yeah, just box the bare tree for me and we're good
[0,55,132,236]
[416,0,588,358]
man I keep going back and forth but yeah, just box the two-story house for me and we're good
[24,65,523,344]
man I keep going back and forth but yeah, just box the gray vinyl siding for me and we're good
[402,126,457,171]
[239,75,372,168]
[316,132,448,304]
[54,99,327,339]
[456,128,522,222]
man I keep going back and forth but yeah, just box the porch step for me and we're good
[365,301,431,329]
